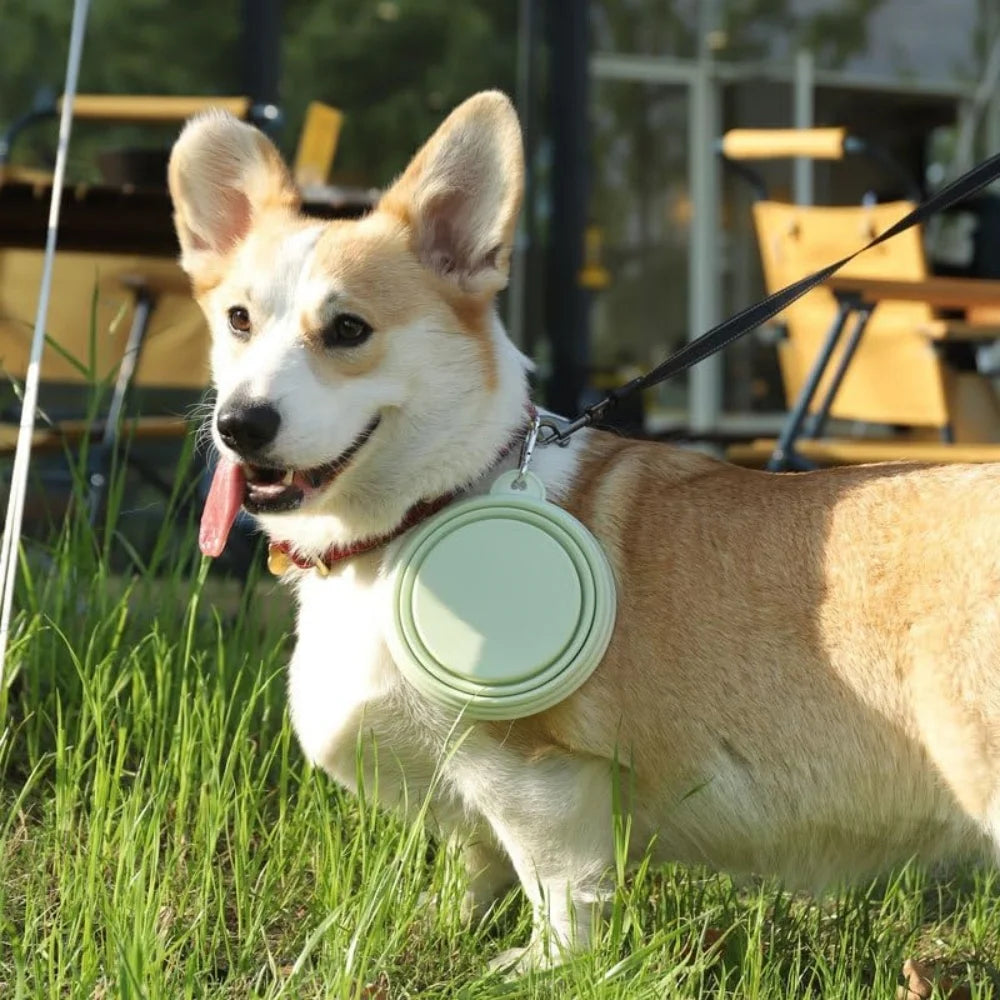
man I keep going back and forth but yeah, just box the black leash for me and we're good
[541,149,1000,443]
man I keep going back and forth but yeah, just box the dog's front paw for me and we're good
[460,891,486,925]
[488,940,561,977]
[487,945,535,977]
[417,888,500,926]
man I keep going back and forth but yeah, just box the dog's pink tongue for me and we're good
[200,459,245,557]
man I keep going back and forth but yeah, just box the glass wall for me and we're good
[589,80,691,413]
[588,0,1000,429]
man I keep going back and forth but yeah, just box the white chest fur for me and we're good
[286,560,399,779]
[284,426,585,789]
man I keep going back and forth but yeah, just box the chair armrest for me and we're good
[827,275,1000,310]
[720,128,847,161]
[62,94,253,123]
[0,94,256,166]
[917,319,1000,342]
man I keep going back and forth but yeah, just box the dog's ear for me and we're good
[168,111,298,279]
[379,91,524,296]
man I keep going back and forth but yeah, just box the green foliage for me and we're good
[0,0,515,187]
[282,0,517,182]
[590,0,888,64]
[1,504,998,995]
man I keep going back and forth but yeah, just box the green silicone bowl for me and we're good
[386,473,617,720]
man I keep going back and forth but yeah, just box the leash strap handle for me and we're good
[559,148,1000,437]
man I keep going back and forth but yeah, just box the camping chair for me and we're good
[719,128,1000,470]
[0,94,344,189]
[0,249,209,522]
[1,93,347,529]
[0,95,260,527]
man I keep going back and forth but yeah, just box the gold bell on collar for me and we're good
[267,544,294,577]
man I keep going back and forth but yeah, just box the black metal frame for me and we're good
[765,293,872,471]
[721,134,923,471]
[86,285,155,524]
[0,108,57,167]
[544,0,590,417]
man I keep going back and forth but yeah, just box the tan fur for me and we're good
[377,90,523,282]
[298,213,500,383]
[169,111,299,291]
[521,441,1000,876]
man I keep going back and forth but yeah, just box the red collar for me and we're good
[267,491,458,576]
[266,411,533,576]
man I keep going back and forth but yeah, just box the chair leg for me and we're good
[88,288,154,526]
[805,306,873,440]
[767,297,853,472]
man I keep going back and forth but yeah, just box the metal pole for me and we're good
[544,0,590,416]
[242,0,282,134]
[948,43,1000,180]
[0,0,91,685]
[793,49,815,205]
[987,3,1000,166]
[507,0,538,351]
[687,0,722,433]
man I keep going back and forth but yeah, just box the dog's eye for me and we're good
[227,306,252,339]
[324,313,372,348]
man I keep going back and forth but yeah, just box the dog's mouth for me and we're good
[199,416,381,557]
[242,416,381,514]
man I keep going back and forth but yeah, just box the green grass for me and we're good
[1,443,999,999]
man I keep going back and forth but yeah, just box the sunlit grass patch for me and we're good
[0,432,997,998]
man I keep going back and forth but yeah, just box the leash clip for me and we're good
[537,411,594,447]
[512,410,542,489]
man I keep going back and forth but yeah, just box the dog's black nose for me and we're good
[216,401,281,456]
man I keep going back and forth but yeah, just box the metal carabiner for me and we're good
[536,413,581,447]
[512,410,542,489]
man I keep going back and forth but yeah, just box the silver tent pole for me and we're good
[0,0,93,687]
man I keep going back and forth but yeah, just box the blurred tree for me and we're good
[0,0,242,176]
[589,0,887,65]
[0,0,516,186]
[282,0,517,183]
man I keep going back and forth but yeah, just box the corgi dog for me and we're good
[168,91,1000,971]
